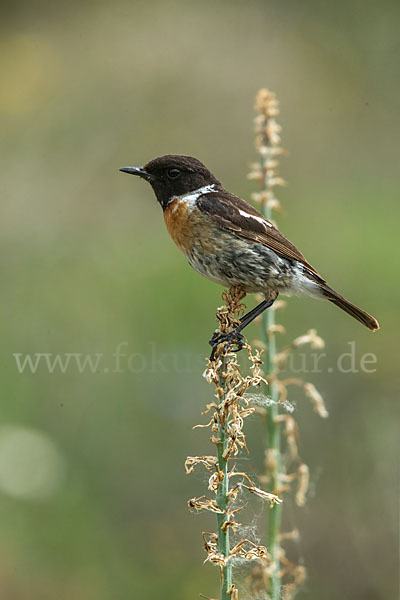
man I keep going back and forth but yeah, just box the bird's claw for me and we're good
[209,331,221,346]
[209,329,245,361]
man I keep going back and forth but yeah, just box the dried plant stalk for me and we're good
[250,89,328,599]
[187,286,281,600]
[252,89,285,599]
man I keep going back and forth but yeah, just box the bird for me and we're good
[119,154,379,358]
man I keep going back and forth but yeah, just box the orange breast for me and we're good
[163,198,194,255]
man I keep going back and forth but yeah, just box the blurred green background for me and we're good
[1,1,398,598]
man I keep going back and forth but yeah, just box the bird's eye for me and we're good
[167,168,181,179]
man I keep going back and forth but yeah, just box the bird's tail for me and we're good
[320,284,379,331]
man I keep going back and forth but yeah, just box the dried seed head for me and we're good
[185,456,218,474]
[293,329,325,350]
[281,564,307,600]
[188,496,224,514]
[208,469,224,492]
[230,538,270,562]
[295,463,310,507]
[279,529,300,543]
[283,415,299,460]
[240,483,282,507]
[303,382,329,418]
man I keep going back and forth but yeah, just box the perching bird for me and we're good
[120,155,379,357]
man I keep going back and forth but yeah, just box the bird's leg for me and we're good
[209,329,246,361]
[209,293,278,360]
[237,297,276,330]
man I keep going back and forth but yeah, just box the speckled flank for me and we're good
[163,198,322,297]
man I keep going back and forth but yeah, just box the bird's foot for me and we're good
[209,329,245,361]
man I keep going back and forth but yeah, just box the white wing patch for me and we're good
[238,208,272,228]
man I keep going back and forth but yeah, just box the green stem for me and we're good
[216,360,232,600]
[262,308,281,599]
[260,145,282,599]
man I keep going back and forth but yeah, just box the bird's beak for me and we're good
[119,166,152,181]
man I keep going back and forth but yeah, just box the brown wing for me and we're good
[197,190,326,282]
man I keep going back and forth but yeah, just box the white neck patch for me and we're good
[169,184,217,210]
